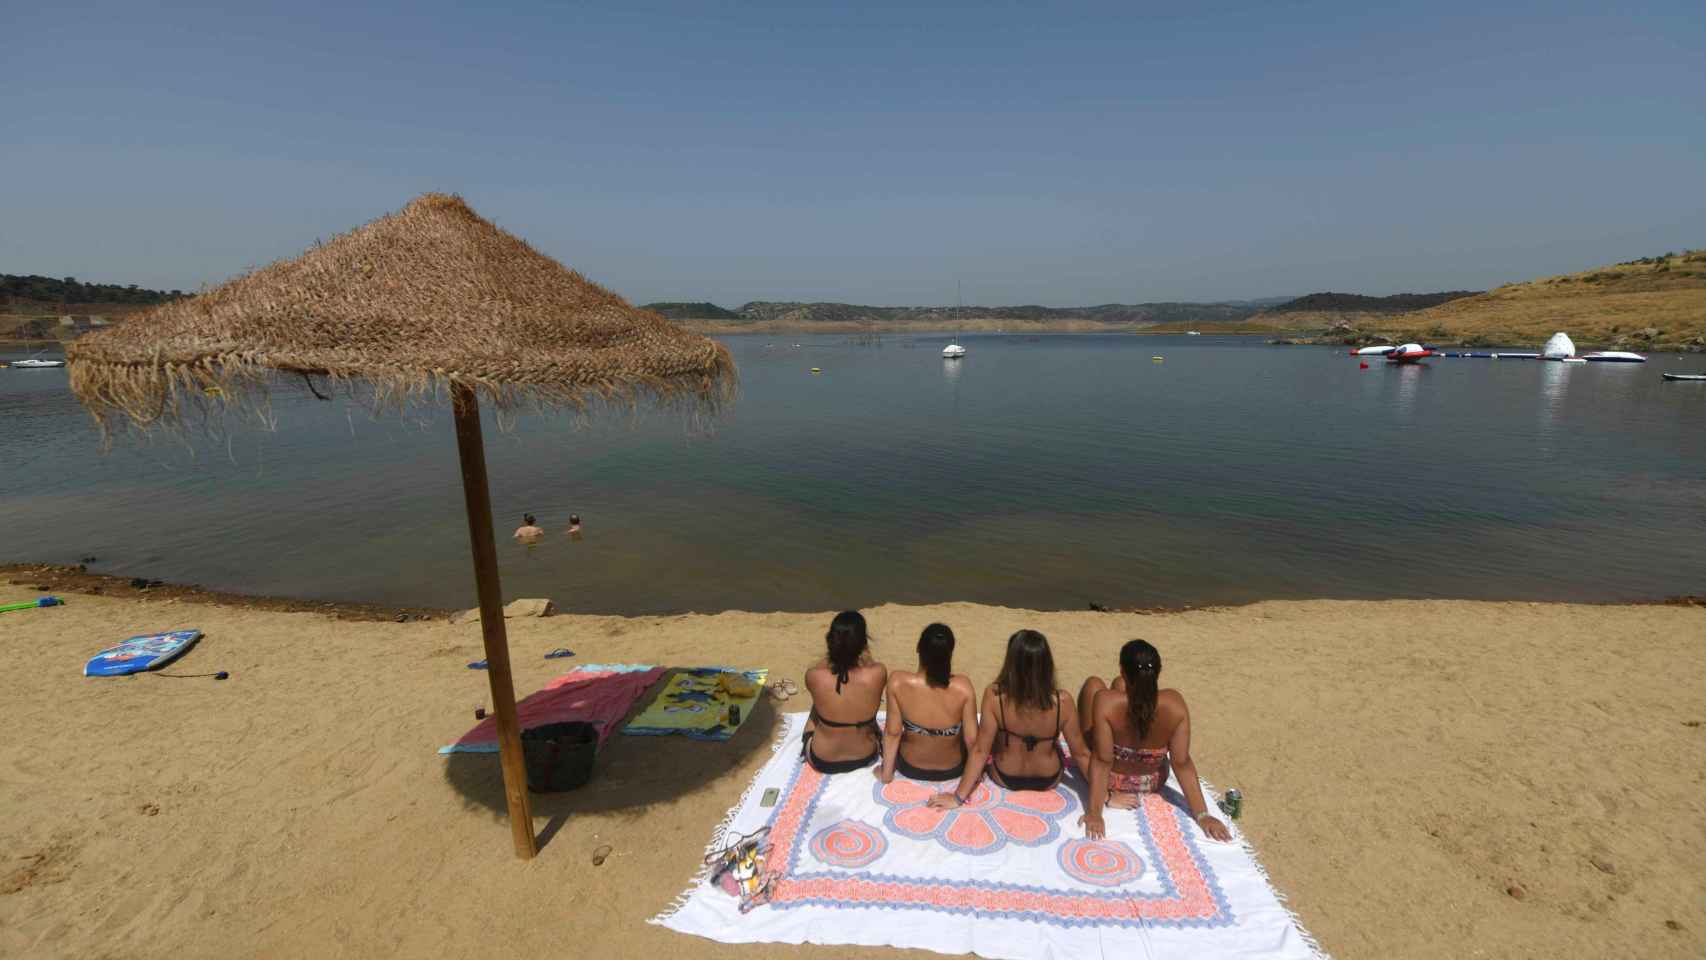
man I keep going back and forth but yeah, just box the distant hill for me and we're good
[1396,249,1706,350]
[641,301,742,320]
[672,299,1271,333]
[1267,291,1480,314]
[2,274,187,310]
[1259,250,1706,351]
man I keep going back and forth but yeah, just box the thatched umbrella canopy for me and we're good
[67,193,736,859]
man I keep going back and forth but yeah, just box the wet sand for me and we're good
[1,594,1701,958]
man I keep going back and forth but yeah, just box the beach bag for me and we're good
[520,721,598,792]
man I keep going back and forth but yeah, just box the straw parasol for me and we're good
[67,193,736,859]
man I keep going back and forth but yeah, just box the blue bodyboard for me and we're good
[84,630,203,677]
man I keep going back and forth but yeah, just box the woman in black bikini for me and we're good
[930,629,1093,810]
[879,623,979,783]
[802,610,888,774]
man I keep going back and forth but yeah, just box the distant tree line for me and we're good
[1,274,188,307]
[642,301,743,320]
[1268,291,1480,314]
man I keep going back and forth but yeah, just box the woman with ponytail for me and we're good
[802,611,887,774]
[879,623,978,783]
[1076,640,1231,842]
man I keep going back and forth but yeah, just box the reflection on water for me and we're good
[1538,360,1570,435]
[1392,364,1425,418]
[4,335,1706,613]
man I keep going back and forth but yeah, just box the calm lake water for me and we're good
[4,335,1704,613]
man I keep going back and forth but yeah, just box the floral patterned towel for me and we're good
[655,712,1325,960]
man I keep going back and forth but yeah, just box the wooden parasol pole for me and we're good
[451,383,538,860]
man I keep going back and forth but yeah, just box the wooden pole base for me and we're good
[451,383,538,860]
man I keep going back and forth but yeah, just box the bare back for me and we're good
[887,671,976,769]
[805,660,887,761]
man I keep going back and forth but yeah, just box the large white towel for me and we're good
[656,713,1325,959]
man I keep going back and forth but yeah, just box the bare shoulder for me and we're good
[1158,688,1188,711]
[949,674,976,696]
[1093,686,1128,718]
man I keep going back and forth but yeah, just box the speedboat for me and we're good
[11,358,66,368]
[942,343,966,359]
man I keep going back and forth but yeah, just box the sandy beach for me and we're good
[2,593,1701,959]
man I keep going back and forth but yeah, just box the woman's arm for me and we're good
[930,687,999,809]
[958,680,980,755]
[1082,693,1114,839]
[1059,693,1094,781]
[879,675,905,783]
[1168,695,1231,842]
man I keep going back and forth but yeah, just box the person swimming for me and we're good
[513,514,544,544]
[801,611,887,775]
[1076,639,1230,842]
[930,629,1093,811]
[567,514,582,537]
[879,623,978,783]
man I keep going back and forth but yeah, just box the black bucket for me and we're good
[520,721,598,792]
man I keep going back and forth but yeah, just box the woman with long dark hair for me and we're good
[802,610,888,774]
[929,629,1092,810]
[1076,639,1230,841]
[879,623,978,783]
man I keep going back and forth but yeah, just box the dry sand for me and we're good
[1,594,1702,959]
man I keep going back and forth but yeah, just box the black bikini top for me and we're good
[996,694,1061,752]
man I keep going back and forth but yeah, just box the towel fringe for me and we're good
[1199,778,1331,959]
[649,712,801,925]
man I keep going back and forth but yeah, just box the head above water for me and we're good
[569,514,580,525]
[523,514,537,526]
[1120,639,1162,740]
[917,622,955,688]
[825,610,869,691]
[996,629,1057,712]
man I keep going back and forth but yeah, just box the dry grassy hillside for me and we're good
[1401,250,1706,350]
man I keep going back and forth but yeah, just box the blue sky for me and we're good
[4,1,1702,306]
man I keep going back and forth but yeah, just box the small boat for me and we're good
[1661,373,1706,382]
[10,358,66,369]
[942,281,968,359]
[1559,357,1588,364]
[1579,351,1646,363]
[1351,345,1396,356]
[1186,330,1201,336]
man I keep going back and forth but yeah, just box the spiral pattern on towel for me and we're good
[809,819,887,868]
[1057,838,1145,887]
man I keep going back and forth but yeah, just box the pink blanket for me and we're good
[440,665,665,754]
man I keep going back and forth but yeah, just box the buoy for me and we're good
[810,367,821,374]
[1359,362,1368,369]
[1151,356,1164,363]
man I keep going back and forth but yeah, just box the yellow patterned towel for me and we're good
[623,667,770,741]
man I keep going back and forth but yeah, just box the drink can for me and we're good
[1219,789,1243,820]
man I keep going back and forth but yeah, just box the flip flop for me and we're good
[544,648,575,660]
[466,660,488,670]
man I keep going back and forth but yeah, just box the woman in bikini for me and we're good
[879,623,978,783]
[802,610,887,775]
[929,629,1092,811]
[1076,639,1231,842]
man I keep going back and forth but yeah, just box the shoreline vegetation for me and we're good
[3,588,1702,957]
[8,249,1702,352]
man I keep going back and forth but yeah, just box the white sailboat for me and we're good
[942,281,967,359]
[11,336,66,368]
